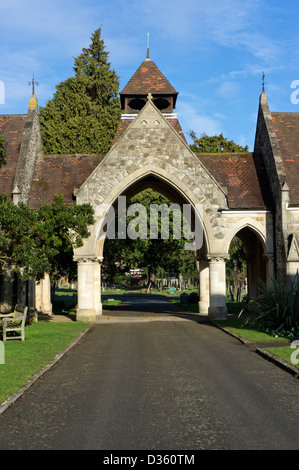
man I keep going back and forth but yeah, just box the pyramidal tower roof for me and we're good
[121,58,178,95]
[120,56,178,111]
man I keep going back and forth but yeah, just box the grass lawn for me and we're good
[0,321,89,405]
[214,318,290,343]
[264,346,299,371]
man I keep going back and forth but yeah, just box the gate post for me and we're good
[208,256,228,321]
[198,258,209,314]
[76,257,102,322]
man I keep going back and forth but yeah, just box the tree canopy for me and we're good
[0,194,94,281]
[39,28,121,155]
[102,189,198,289]
[188,131,249,153]
[0,136,6,167]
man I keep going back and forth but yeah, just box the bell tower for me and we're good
[120,52,178,114]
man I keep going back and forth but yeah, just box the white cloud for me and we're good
[216,81,240,100]
[176,101,221,141]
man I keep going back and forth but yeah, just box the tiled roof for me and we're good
[120,59,178,97]
[271,112,299,205]
[0,114,27,197]
[110,115,187,148]
[197,153,272,209]
[28,154,104,209]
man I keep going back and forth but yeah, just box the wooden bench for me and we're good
[0,306,28,341]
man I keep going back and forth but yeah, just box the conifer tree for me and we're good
[39,28,121,155]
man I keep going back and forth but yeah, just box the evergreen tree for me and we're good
[188,131,249,153]
[39,28,121,155]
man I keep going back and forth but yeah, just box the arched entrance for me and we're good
[226,225,274,308]
[73,98,272,323]
[74,164,229,322]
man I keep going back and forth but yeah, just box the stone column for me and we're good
[76,257,102,322]
[94,257,103,316]
[208,256,228,321]
[198,258,209,315]
[35,274,52,315]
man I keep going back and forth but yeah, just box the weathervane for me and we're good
[262,72,265,93]
[28,73,39,96]
[146,32,150,59]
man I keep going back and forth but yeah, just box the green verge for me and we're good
[214,318,289,342]
[0,322,89,405]
[264,346,299,371]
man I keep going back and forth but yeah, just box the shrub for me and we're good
[246,273,299,334]
[188,292,199,304]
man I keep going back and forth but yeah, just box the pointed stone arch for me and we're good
[225,221,274,304]
[74,99,231,322]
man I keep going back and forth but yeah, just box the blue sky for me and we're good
[0,0,299,150]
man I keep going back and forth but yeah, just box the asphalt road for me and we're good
[0,295,298,450]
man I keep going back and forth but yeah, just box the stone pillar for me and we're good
[35,274,52,315]
[208,256,227,321]
[76,257,103,322]
[94,257,103,316]
[198,259,209,315]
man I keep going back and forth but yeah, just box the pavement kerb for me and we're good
[255,348,299,378]
[0,324,93,416]
[212,320,299,379]
[211,320,249,344]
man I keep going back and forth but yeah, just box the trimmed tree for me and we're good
[0,194,94,282]
[39,27,121,155]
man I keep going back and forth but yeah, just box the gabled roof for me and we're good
[271,112,299,205]
[110,114,187,148]
[120,59,178,103]
[197,153,272,210]
[0,114,27,197]
[29,154,104,209]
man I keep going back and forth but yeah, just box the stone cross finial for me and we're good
[147,92,153,101]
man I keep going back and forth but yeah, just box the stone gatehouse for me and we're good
[0,55,298,321]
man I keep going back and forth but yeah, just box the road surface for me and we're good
[0,295,298,450]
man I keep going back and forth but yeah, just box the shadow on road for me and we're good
[101,294,210,324]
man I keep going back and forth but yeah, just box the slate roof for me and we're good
[0,114,27,197]
[271,112,299,205]
[120,59,178,107]
[28,154,104,209]
[197,152,272,210]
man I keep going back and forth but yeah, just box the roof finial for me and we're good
[28,73,39,96]
[262,72,265,93]
[146,32,150,60]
